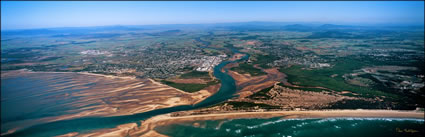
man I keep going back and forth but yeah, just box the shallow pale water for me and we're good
[155,117,424,137]
[1,50,249,137]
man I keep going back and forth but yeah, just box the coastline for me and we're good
[69,109,424,137]
[142,109,424,125]
[138,109,424,136]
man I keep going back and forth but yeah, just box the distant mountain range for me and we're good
[2,22,423,36]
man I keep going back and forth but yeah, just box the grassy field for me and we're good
[278,58,398,99]
[230,63,267,76]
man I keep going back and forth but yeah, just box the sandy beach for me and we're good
[137,109,424,136]
[65,109,424,137]
[141,109,424,127]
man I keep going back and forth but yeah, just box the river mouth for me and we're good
[3,49,250,137]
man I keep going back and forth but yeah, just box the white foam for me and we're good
[246,118,309,129]
[243,117,423,130]
[295,122,309,127]
[314,117,424,124]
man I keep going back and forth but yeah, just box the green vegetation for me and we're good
[226,101,281,109]
[160,80,219,93]
[210,101,281,110]
[324,99,388,109]
[202,48,221,56]
[276,83,331,92]
[252,55,279,69]
[240,35,259,40]
[324,99,417,110]
[306,31,364,39]
[278,58,397,98]
[248,85,274,99]
[357,73,393,92]
[230,63,267,76]
[180,71,210,79]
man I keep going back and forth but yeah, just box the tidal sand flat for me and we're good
[227,67,287,98]
[1,70,210,135]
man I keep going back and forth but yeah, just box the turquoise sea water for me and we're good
[155,117,424,137]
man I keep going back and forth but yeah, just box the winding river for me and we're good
[5,48,249,137]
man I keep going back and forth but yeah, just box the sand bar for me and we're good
[69,109,423,137]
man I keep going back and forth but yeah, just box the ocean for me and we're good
[155,117,424,137]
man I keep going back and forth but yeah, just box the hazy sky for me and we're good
[2,1,424,30]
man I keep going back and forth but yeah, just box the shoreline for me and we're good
[127,109,424,137]
[143,109,425,124]
[56,109,424,137]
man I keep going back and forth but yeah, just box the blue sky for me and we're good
[1,1,424,30]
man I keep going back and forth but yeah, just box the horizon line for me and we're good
[2,21,424,31]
